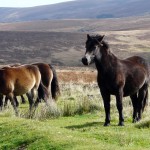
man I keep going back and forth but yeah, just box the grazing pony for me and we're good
[0,63,25,109]
[0,64,48,115]
[82,34,150,126]
[0,63,60,108]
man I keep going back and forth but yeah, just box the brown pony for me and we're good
[0,64,24,109]
[82,34,150,126]
[0,63,60,108]
[0,64,48,115]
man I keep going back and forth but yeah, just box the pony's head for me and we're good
[82,34,104,65]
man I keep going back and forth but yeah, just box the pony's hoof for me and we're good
[104,122,110,126]
[15,112,19,117]
[137,118,141,122]
[132,119,138,123]
[118,122,124,126]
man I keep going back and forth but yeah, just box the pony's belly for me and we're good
[14,83,35,96]
[123,81,144,96]
[102,85,139,97]
[14,87,31,96]
[14,78,36,96]
[123,88,139,97]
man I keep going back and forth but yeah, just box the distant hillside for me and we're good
[0,30,149,66]
[0,16,150,32]
[0,0,150,22]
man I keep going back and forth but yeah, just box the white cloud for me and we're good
[0,0,74,7]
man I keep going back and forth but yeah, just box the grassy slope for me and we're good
[0,112,150,150]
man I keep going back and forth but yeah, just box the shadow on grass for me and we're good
[65,121,104,130]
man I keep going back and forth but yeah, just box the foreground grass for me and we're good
[0,113,150,150]
[0,85,150,150]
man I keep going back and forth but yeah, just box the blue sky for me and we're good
[0,0,74,7]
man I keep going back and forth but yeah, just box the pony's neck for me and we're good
[95,46,118,73]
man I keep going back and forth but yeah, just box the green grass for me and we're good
[0,85,150,150]
[0,114,150,150]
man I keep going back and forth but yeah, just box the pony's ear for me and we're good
[87,34,91,40]
[101,35,105,40]
[99,35,105,42]
[95,35,105,45]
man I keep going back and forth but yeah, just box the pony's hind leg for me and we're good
[137,84,148,121]
[14,97,19,107]
[130,93,138,123]
[26,91,34,113]
[38,82,49,105]
[142,86,148,112]
[26,88,38,117]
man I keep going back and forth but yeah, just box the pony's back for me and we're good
[0,65,41,96]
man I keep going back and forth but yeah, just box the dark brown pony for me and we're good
[32,63,60,102]
[0,63,60,108]
[0,64,48,115]
[82,34,150,126]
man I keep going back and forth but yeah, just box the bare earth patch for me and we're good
[57,67,97,84]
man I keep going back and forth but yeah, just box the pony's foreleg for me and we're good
[21,95,26,104]
[100,89,111,126]
[4,96,9,108]
[8,94,19,116]
[116,88,124,126]
[4,96,18,108]
[0,95,4,111]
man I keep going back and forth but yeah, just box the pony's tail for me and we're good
[48,64,60,101]
[142,89,149,112]
[38,81,49,102]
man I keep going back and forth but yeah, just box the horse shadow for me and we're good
[65,121,104,130]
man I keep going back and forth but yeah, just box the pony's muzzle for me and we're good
[82,57,88,65]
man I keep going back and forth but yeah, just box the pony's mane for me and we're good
[90,34,109,50]
[101,41,109,50]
